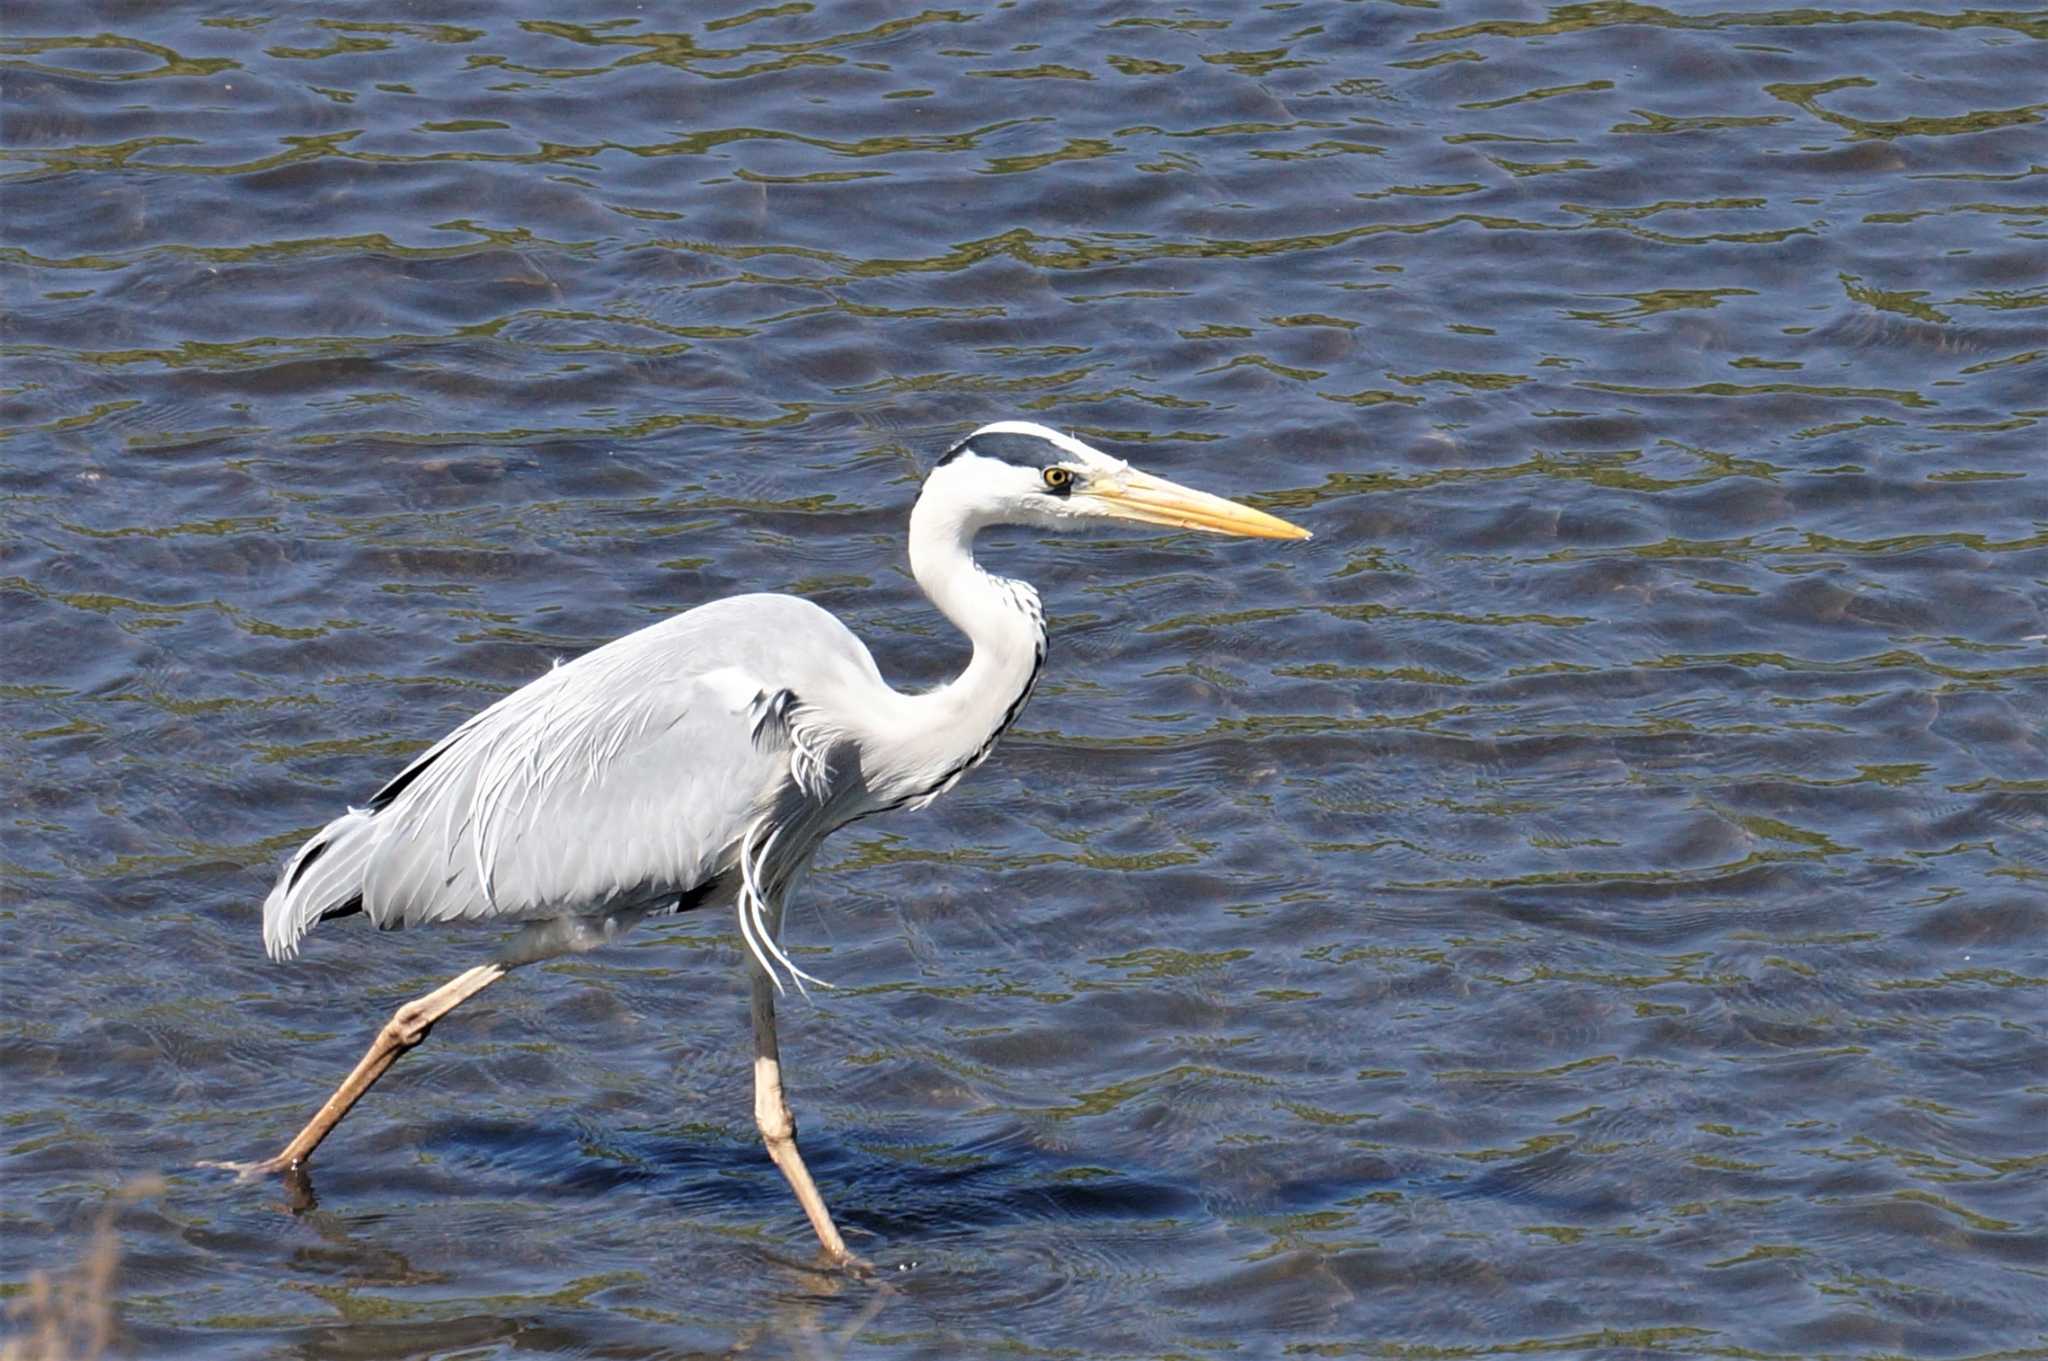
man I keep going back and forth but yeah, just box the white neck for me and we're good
[862,486,1046,809]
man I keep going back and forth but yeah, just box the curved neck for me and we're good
[871,491,1046,807]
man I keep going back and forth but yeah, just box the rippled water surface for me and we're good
[5,4,2047,1358]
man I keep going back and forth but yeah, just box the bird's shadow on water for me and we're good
[212,1116,1403,1353]
[400,1113,1212,1259]
[218,1127,894,1353]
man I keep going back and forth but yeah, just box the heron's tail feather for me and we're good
[263,807,379,962]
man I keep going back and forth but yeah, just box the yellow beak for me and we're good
[1083,467,1311,541]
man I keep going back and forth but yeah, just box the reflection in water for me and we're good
[4,0,2046,1356]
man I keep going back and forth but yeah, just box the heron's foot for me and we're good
[828,1243,875,1277]
[202,1156,320,1211]
[199,1153,298,1184]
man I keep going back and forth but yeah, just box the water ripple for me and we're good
[6,1,2047,1356]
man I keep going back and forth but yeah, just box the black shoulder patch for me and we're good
[286,837,329,892]
[368,742,446,811]
[317,894,364,925]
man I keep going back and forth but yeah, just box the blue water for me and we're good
[4,4,2045,1357]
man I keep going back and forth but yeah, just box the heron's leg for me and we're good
[749,963,855,1265]
[218,962,510,1179]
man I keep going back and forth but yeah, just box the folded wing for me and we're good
[262,594,877,961]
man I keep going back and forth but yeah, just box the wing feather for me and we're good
[262,594,881,960]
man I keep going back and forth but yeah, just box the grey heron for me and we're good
[226,421,1310,1264]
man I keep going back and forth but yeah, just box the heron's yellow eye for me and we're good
[1042,466,1074,491]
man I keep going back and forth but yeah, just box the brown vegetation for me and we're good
[2,1179,162,1361]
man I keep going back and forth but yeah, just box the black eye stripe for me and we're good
[932,429,1088,482]
[964,431,1064,467]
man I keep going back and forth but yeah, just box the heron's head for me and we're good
[924,421,1310,541]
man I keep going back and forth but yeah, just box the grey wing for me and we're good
[262,593,879,961]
